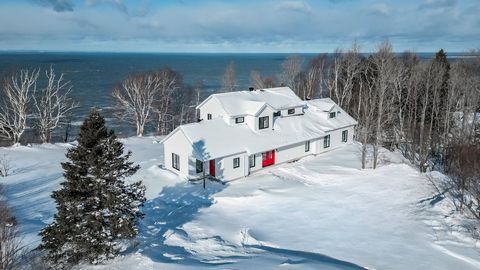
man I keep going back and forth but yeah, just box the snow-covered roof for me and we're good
[307,98,336,112]
[198,87,306,116]
[165,97,357,161]
[307,98,358,129]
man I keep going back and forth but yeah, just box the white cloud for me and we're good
[369,3,391,16]
[2,0,480,52]
[276,1,312,13]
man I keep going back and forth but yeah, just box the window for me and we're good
[235,117,244,124]
[273,111,281,117]
[172,153,180,171]
[196,159,203,173]
[233,157,240,168]
[329,112,336,119]
[207,113,212,120]
[249,155,256,168]
[288,108,295,115]
[259,116,269,129]
[324,135,330,148]
[342,130,348,142]
[305,141,310,152]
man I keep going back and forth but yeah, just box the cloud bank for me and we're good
[1,0,479,52]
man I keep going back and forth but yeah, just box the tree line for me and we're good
[219,42,480,221]
[0,67,77,145]
[106,46,480,220]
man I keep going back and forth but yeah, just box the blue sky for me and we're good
[0,0,479,52]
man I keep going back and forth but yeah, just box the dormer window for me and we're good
[329,112,336,119]
[235,117,244,124]
[288,108,295,115]
[259,116,269,129]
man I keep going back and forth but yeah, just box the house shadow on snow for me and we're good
[136,157,226,267]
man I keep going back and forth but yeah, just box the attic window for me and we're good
[235,117,244,124]
[273,111,281,117]
[288,108,295,115]
[259,116,269,129]
[329,112,336,119]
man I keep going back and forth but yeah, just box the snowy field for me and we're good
[1,137,479,269]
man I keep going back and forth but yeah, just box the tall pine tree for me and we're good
[38,109,146,267]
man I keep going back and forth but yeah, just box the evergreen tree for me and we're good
[38,109,146,267]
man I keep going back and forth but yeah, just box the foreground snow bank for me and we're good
[1,138,479,269]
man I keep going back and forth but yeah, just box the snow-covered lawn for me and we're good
[1,137,479,269]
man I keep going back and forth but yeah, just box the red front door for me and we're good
[262,150,275,167]
[209,159,215,177]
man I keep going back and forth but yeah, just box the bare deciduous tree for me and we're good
[0,154,12,177]
[153,68,181,135]
[113,71,164,136]
[250,70,276,89]
[221,61,236,92]
[0,69,39,144]
[279,55,303,89]
[32,67,77,143]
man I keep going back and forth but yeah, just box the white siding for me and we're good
[314,126,355,154]
[276,141,312,164]
[215,153,247,181]
[198,98,228,121]
[163,130,195,179]
[280,105,304,116]
[255,106,275,132]
[248,153,263,173]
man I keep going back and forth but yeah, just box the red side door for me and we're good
[209,159,215,177]
[262,150,275,167]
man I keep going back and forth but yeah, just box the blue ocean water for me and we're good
[0,51,459,137]
[0,53,319,136]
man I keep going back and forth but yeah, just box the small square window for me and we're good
[196,159,203,173]
[207,113,212,120]
[235,117,244,124]
[273,111,281,117]
[329,112,336,119]
[305,141,310,152]
[233,157,240,168]
[288,108,295,115]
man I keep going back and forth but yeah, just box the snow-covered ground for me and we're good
[1,137,479,269]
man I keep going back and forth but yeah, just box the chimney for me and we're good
[249,87,255,91]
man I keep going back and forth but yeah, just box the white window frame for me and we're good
[249,155,255,168]
[342,130,348,142]
[324,135,330,148]
[207,113,212,120]
[288,108,295,115]
[329,112,336,119]
[233,157,240,169]
[172,153,180,171]
[259,116,269,129]
[235,117,244,124]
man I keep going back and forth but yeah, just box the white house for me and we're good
[161,87,357,181]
